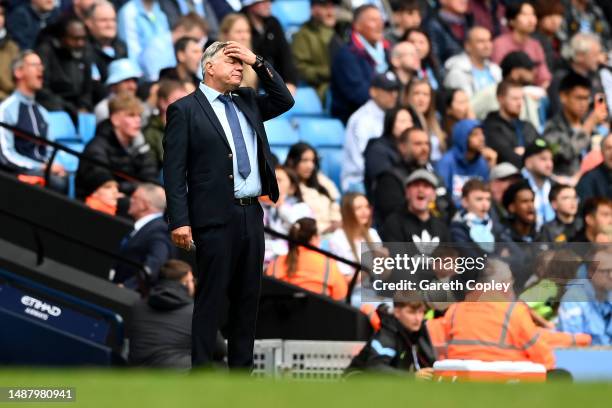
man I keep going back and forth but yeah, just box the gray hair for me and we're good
[137,183,166,211]
[567,33,601,60]
[479,258,513,285]
[200,41,230,79]
[11,50,38,71]
[85,1,116,20]
[11,50,39,79]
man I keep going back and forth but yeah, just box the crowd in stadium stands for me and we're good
[1,0,612,372]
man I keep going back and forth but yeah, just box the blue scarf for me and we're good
[357,33,388,74]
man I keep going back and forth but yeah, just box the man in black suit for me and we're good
[111,183,176,293]
[163,40,294,369]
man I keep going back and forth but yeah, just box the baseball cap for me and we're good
[523,138,552,162]
[105,58,142,86]
[370,71,401,91]
[490,162,520,181]
[500,51,536,78]
[404,169,438,188]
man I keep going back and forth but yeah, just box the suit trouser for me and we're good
[191,202,264,368]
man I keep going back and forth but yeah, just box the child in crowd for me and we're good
[538,184,582,242]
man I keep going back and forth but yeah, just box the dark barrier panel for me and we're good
[0,238,140,328]
[0,171,371,341]
[0,267,129,365]
[256,277,373,341]
[0,172,132,279]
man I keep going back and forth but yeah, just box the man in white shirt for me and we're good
[341,71,399,192]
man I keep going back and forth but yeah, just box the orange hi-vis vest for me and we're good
[265,248,348,301]
[441,301,556,370]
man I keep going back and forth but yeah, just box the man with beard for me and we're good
[372,128,450,227]
[473,51,546,131]
[36,17,93,122]
[381,168,451,245]
[521,139,555,230]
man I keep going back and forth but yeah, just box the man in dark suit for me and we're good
[111,183,176,293]
[163,40,294,369]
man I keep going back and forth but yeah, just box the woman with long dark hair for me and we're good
[265,218,347,301]
[363,106,419,196]
[285,142,341,234]
[404,28,443,91]
[441,88,475,141]
[405,78,446,162]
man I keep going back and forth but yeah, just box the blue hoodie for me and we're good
[435,119,490,208]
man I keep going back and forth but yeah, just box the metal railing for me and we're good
[0,120,371,303]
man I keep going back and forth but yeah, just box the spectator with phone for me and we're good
[543,71,608,185]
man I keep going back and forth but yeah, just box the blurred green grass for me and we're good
[0,369,610,408]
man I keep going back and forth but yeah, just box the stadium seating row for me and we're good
[46,85,345,193]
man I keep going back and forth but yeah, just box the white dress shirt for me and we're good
[199,82,262,198]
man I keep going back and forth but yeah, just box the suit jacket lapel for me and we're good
[232,92,262,141]
[193,89,231,150]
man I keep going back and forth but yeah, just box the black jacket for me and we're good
[482,111,539,168]
[89,36,128,104]
[576,163,612,202]
[128,279,193,368]
[75,120,158,198]
[36,39,94,120]
[382,209,451,245]
[163,60,294,231]
[347,308,436,375]
[537,216,583,243]
[363,136,399,201]
[6,4,59,50]
[373,162,451,228]
[250,16,298,85]
[112,216,176,290]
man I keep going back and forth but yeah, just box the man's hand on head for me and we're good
[223,41,257,66]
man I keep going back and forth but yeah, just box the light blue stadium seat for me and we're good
[78,112,97,143]
[294,117,345,147]
[317,147,342,190]
[264,117,299,146]
[270,146,290,163]
[291,86,323,116]
[47,111,77,141]
[271,0,311,33]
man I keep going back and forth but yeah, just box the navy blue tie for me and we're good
[218,94,251,179]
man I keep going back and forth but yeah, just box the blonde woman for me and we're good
[218,13,258,88]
